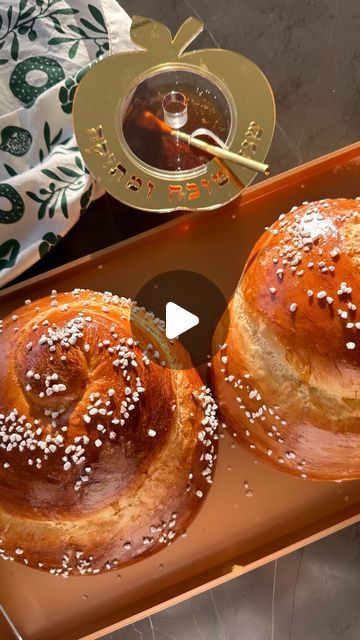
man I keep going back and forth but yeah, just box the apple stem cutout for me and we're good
[130,15,205,57]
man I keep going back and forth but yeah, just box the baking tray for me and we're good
[1,142,360,640]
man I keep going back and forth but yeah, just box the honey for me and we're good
[122,70,232,172]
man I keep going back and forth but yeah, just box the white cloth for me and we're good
[0,0,134,287]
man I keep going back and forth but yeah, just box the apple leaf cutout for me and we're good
[130,16,173,52]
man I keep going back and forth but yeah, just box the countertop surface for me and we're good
[11,1,360,639]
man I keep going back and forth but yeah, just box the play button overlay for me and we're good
[130,270,230,369]
[165,302,199,340]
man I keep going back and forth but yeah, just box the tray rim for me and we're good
[1,139,360,640]
[79,510,360,640]
[1,139,360,303]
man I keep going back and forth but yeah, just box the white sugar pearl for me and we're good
[346,342,356,350]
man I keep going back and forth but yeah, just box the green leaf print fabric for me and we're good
[0,0,135,287]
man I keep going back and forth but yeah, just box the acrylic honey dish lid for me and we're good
[73,16,276,212]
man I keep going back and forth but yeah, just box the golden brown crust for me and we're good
[0,290,218,576]
[212,198,360,481]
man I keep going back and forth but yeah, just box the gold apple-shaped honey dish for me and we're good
[73,16,276,212]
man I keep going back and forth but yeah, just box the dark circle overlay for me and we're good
[130,270,230,370]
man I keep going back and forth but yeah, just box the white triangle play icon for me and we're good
[165,302,199,340]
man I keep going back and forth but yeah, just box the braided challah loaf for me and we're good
[0,289,218,576]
